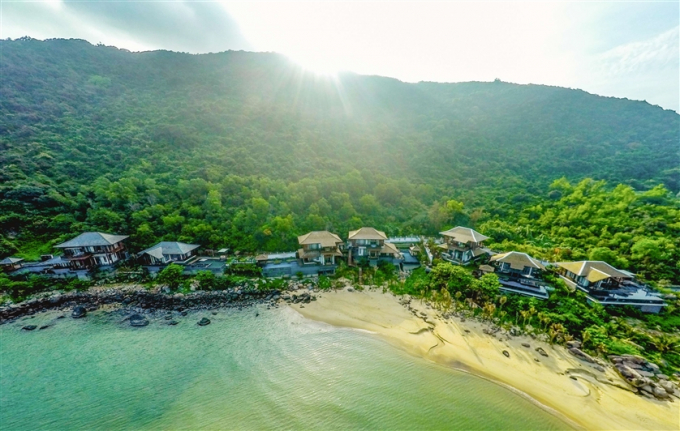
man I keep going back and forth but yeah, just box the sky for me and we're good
[2,1,679,112]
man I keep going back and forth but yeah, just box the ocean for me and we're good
[0,306,570,430]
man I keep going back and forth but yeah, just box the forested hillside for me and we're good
[1,38,679,281]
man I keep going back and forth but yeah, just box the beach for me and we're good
[294,288,679,431]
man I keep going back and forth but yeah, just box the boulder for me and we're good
[566,340,582,349]
[129,314,149,327]
[167,320,179,326]
[39,325,51,330]
[535,347,549,357]
[638,370,655,378]
[502,350,510,358]
[660,380,675,394]
[657,374,669,380]
[568,347,595,363]
[22,325,37,331]
[653,386,670,399]
[197,317,211,326]
[71,306,87,319]
[521,343,530,348]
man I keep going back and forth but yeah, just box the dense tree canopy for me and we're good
[1,38,679,285]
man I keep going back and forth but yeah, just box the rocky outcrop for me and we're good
[71,306,87,319]
[568,347,596,363]
[610,354,679,402]
[0,287,294,324]
[129,314,149,327]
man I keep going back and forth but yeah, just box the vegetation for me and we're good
[1,38,678,267]
[390,262,680,373]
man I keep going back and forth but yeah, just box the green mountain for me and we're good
[1,38,679,279]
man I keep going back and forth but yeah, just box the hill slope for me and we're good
[0,38,678,257]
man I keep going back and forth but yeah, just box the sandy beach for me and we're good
[294,288,679,431]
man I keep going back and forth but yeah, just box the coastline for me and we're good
[293,288,679,431]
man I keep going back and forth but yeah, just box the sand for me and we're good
[294,288,679,431]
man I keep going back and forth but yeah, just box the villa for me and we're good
[438,226,492,264]
[138,241,201,265]
[0,257,24,272]
[489,251,550,299]
[556,261,666,313]
[347,227,402,267]
[297,231,344,267]
[54,232,129,270]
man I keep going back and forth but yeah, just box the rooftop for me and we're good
[348,227,387,241]
[491,251,545,270]
[439,226,489,244]
[139,241,200,259]
[556,261,631,282]
[297,231,343,248]
[55,232,128,248]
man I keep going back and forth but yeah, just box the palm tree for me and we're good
[482,303,496,320]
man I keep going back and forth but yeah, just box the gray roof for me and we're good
[0,257,23,265]
[55,232,129,248]
[140,242,200,258]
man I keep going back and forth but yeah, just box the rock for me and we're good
[164,315,173,320]
[347,288,354,292]
[593,365,605,373]
[502,350,510,358]
[181,311,188,316]
[521,343,530,348]
[638,370,655,378]
[39,325,51,330]
[570,376,577,381]
[197,317,211,326]
[464,329,470,333]
[660,380,675,394]
[56,315,65,319]
[535,347,549,357]
[534,358,540,362]
[22,325,37,331]
[640,385,654,394]
[568,347,595,363]
[647,363,661,373]
[657,374,669,380]
[129,314,149,327]
[167,320,179,326]
[653,386,670,399]
[71,306,87,319]
[566,340,582,349]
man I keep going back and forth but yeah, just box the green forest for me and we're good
[1,38,679,285]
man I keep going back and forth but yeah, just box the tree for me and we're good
[156,264,184,290]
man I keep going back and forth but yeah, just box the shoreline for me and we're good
[293,288,679,431]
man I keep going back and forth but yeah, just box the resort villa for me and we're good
[55,232,129,270]
[0,257,24,272]
[297,231,344,267]
[556,261,666,313]
[138,241,201,265]
[489,251,550,299]
[438,226,492,264]
[347,227,402,267]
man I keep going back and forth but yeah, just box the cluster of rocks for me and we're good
[566,341,607,372]
[0,287,290,325]
[610,354,679,401]
[281,292,315,305]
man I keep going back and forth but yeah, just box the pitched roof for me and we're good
[439,226,489,243]
[555,261,632,280]
[140,242,200,258]
[55,232,129,248]
[0,257,23,265]
[380,241,401,256]
[491,251,545,270]
[297,231,343,248]
[348,227,387,241]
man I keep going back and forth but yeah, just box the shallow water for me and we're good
[1,307,571,430]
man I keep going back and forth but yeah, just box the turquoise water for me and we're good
[1,307,571,430]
